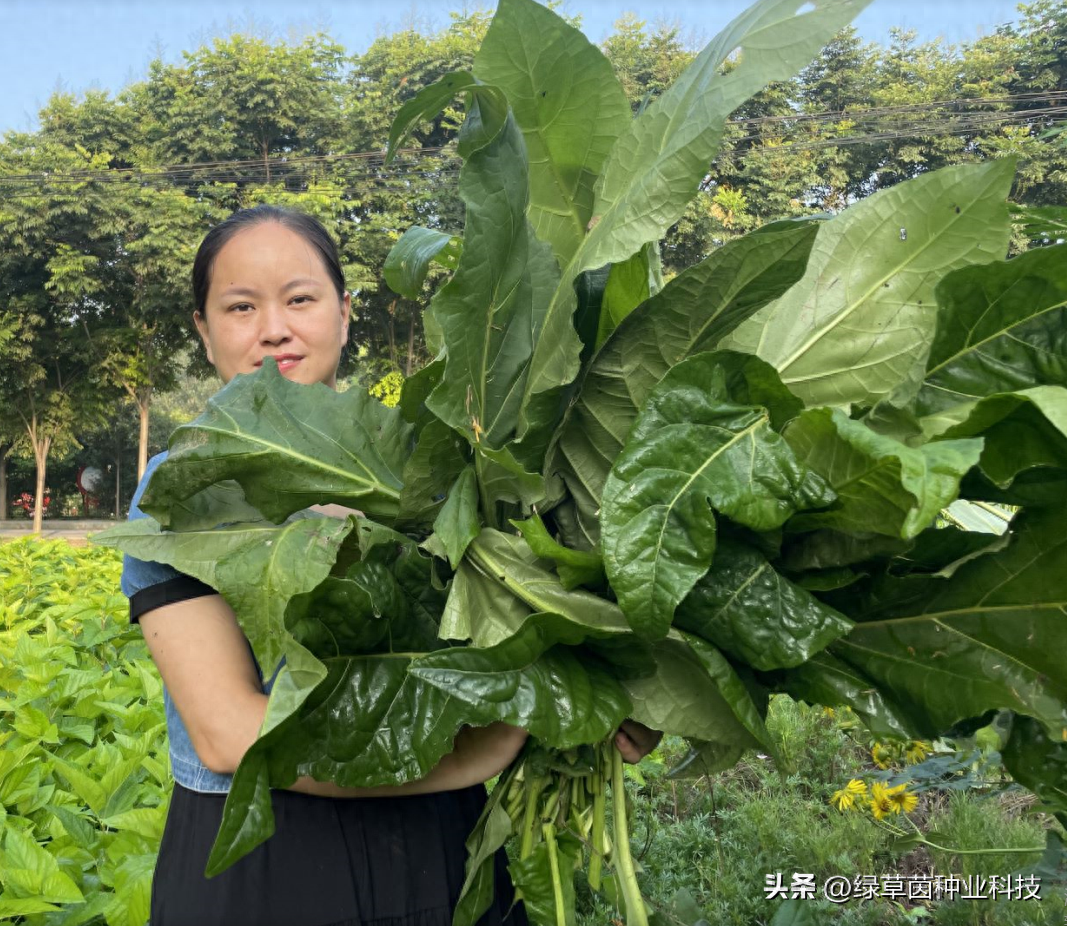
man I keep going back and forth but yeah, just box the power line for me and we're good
[0,92,1063,195]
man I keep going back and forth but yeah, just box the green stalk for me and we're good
[520,776,544,860]
[611,744,649,926]
[543,822,567,926]
[473,452,498,530]
[587,746,608,891]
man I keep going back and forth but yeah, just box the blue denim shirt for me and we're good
[121,451,279,794]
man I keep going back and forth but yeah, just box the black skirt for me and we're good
[150,782,528,926]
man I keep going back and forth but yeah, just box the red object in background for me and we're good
[11,491,51,515]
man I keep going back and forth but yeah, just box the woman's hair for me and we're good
[192,204,346,317]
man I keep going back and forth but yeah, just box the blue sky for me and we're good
[3,0,1026,136]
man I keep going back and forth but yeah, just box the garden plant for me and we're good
[0,540,167,924]
[97,0,1067,922]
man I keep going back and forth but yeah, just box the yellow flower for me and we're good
[871,743,893,769]
[905,741,931,765]
[869,782,896,820]
[869,782,917,819]
[887,783,919,815]
[830,778,867,812]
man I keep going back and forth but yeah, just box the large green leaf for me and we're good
[675,538,852,671]
[348,518,453,653]
[421,99,561,487]
[285,532,446,659]
[158,480,262,532]
[595,243,656,348]
[207,655,469,876]
[770,652,920,740]
[601,352,833,639]
[510,841,579,926]
[621,637,761,749]
[783,407,983,539]
[516,0,870,457]
[383,226,462,299]
[550,225,816,548]
[386,72,507,161]
[473,0,631,267]
[410,619,631,748]
[208,622,628,876]
[1001,714,1067,821]
[396,417,469,526]
[829,503,1067,742]
[433,465,481,568]
[680,632,776,753]
[138,361,412,526]
[453,776,517,926]
[440,529,631,647]
[921,386,1067,497]
[94,514,352,677]
[723,160,1015,407]
[913,244,1067,417]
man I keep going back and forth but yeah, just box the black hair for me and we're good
[192,204,346,318]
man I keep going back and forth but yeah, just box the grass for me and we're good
[573,697,1067,925]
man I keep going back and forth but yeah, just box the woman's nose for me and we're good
[257,302,292,344]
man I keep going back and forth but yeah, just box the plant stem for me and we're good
[473,452,497,530]
[902,818,1044,856]
[543,822,567,926]
[612,744,649,926]
[923,842,1046,855]
[520,776,543,860]
[588,748,607,892]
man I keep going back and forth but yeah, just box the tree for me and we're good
[0,137,114,531]
[127,33,347,186]
[84,185,212,479]
[600,14,693,114]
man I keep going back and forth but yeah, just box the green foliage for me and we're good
[0,540,168,924]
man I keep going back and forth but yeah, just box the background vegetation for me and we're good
[1,1,1065,526]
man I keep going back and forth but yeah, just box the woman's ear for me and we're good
[193,310,214,365]
[341,292,352,345]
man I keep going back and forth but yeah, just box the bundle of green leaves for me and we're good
[97,0,1067,922]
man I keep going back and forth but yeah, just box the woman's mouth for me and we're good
[257,355,304,374]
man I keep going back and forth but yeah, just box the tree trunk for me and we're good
[406,314,416,377]
[0,443,9,521]
[387,304,398,369]
[137,387,152,482]
[32,436,51,535]
[263,138,270,184]
[115,452,121,520]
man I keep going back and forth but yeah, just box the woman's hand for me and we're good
[615,719,663,764]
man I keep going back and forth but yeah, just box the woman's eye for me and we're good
[291,295,313,305]
[229,303,253,313]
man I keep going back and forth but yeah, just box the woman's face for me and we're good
[194,221,351,389]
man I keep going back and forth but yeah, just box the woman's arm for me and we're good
[138,594,527,796]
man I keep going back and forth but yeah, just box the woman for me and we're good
[122,205,659,926]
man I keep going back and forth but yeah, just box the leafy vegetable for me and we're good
[601,352,833,639]
[723,159,1015,407]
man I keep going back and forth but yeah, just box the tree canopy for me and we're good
[1,2,1064,525]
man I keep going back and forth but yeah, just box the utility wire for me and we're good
[0,92,1063,194]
